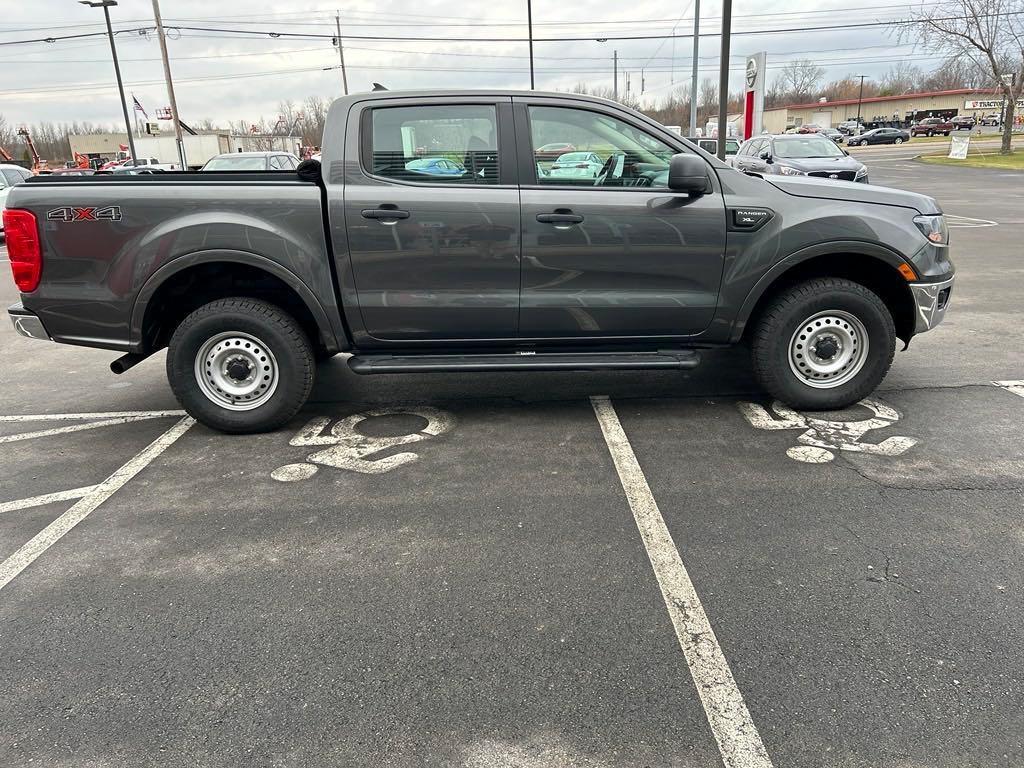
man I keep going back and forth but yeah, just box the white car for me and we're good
[548,151,604,179]
[123,157,180,172]
[0,164,34,234]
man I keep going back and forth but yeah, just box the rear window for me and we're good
[368,104,499,184]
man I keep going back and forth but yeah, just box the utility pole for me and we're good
[151,0,186,168]
[527,0,535,89]
[80,1,136,162]
[641,68,645,95]
[613,50,618,101]
[335,13,349,95]
[625,71,631,101]
[716,0,732,160]
[855,75,867,132]
[689,0,700,138]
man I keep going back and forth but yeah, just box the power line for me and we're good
[2,8,1012,47]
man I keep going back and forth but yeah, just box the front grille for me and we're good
[807,170,857,181]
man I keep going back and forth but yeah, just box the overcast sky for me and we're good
[0,0,930,128]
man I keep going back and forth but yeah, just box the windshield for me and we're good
[203,156,267,171]
[773,137,845,159]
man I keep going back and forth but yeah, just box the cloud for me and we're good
[0,0,920,128]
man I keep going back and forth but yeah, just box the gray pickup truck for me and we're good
[4,90,954,433]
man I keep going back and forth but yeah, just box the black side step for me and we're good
[348,350,700,375]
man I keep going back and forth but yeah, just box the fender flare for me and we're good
[129,249,340,353]
[728,240,913,343]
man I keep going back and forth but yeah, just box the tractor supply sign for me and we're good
[964,99,1024,110]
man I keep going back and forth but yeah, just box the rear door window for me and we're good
[368,104,499,184]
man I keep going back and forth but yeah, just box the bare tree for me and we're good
[774,59,825,102]
[904,0,1023,153]
[879,62,925,94]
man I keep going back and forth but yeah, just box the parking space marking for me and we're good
[993,380,1024,399]
[0,416,194,592]
[272,407,454,478]
[590,396,773,768]
[0,486,99,515]
[0,414,186,444]
[945,214,998,228]
[0,410,185,422]
[738,398,918,463]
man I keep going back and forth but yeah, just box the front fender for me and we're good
[728,240,912,343]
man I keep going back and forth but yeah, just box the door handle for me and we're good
[536,212,584,225]
[361,207,410,222]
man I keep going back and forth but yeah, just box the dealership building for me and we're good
[761,88,1023,132]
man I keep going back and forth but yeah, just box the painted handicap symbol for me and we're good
[271,406,454,480]
[737,397,918,464]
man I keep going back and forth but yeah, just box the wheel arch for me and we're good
[131,250,342,356]
[731,242,917,345]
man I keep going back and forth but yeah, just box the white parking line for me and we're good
[0,416,194,592]
[0,414,185,443]
[993,380,1024,398]
[0,486,99,514]
[590,396,773,768]
[0,410,185,422]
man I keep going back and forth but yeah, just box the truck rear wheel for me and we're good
[750,278,896,410]
[166,298,315,434]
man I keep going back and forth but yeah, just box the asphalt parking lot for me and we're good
[1,157,1022,767]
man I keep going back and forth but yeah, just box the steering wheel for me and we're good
[594,153,618,186]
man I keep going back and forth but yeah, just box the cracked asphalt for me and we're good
[0,158,1022,768]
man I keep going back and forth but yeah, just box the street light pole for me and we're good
[716,0,732,160]
[855,74,867,132]
[80,0,136,162]
[151,0,186,168]
[335,13,349,95]
[689,0,700,138]
[527,0,535,89]
[613,49,618,101]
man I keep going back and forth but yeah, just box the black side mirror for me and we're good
[667,153,710,194]
[758,149,772,163]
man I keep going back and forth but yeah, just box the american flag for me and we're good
[132,95,148,119]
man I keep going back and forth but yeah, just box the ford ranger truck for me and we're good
[4,91,955,433]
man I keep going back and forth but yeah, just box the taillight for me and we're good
[3,209,42,292]
[575,163,589,168]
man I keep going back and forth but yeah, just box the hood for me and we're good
[772,155,863,173]
[765,175,942,215]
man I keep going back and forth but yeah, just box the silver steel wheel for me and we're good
[194,332,280,411]
[788,310,869,389]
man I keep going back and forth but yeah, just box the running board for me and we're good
[347,350,701,374]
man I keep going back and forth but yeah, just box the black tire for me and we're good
[166,298,315,434]
[750,278,896,411]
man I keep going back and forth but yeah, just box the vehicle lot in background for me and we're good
[2,158,1023,767]
[733,134,868,181]
[0,165,34,231]
[911,117,953,137]
[201,151,301,171]
[846,127,911,146]
[547,151,604,179]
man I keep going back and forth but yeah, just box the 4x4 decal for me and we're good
[46,206,122,222]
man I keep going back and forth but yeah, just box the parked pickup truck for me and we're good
[4,90,955,433]
[910,117,953,137]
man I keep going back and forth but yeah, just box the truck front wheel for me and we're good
[750,278,896,410]
[166,298,315,434]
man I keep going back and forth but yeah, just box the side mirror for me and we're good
[758,149,772,163]
[667,153,710,194]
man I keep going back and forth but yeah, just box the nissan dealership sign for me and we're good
[965,99,1024,109]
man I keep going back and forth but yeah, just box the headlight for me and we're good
[777,164,805,176]
[914,214,949,247]
[855,166,868,178]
